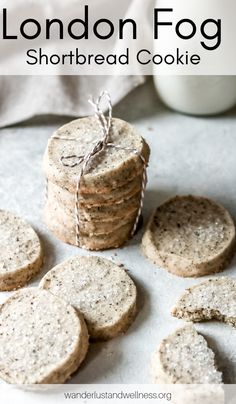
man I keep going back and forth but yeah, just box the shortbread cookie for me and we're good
[47,175,143,207]
[172,277,236,328]
[0,288,89,384]
[0,210,43,291]
[142,195,236,277]
[46,187,141,221]
[40,256,137,340]
[44,212,135,250]
[58,231,132,250]
[151,326,222,384]
[44,214,135,251]
[44,200,137,235]
[43,117,150,193]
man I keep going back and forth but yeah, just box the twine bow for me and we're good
[52,91,148,247]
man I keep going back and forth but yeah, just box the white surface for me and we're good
[0,79,236,384]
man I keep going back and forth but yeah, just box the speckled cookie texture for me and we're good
[39,255,137,340]
[46,188,141,221]
[0,210,43,291]
[47,175,143,207]
[45,193,140,224]
[142,195,236,277]
[0,288,89,384]
[44,209,137,250]
[43,117,149,193]
[43,117,150,250]
[44,200,137,236]
[172,277,236,328]
[151,326,222,384]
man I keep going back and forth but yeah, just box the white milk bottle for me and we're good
[154,75,236,115]
[153,0,236,115]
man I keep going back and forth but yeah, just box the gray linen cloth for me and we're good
[0,0,153,127]
[0,75,144,127]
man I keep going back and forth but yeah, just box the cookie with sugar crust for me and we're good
[0,210,43,291]
[40,255,137,340]
[0,288,89,384]
[151,326,222,384]
[142,195,236,277]
[172,277,236,328]
[43,117,150,194]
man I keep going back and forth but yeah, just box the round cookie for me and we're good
[172,277,236,328]
[142,195,236,277]
[0,288,89,384]
[43,117,150,194]
[39,255,137,340]
[151,326,222,384]
[0,210,43,291]
[46,185,141,221]
[44,199,137,235]
[44,211,135,250]
[47,175,143,207]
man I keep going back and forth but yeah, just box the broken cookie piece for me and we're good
[172,277,236,328]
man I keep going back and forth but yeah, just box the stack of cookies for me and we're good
[43,116,150,250]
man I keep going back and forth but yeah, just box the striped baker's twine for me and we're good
[105,144,148,236]
[52,91,148,246]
